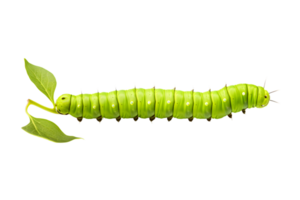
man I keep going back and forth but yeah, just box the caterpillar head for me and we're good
[254,76,282,109]
[56,94,71,115]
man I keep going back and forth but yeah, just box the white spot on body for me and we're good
[93,105,96,109]
[112,104,115,108]
[148,101,151,105]
[186,102,190,106]
[205,102,208,106]
[77,105,80,108]
[167,100,171,104]
[130,101,134,105]
[223,98,226,102]
[242,92,245,95]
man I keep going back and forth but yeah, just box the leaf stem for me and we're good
[26,99,58,115]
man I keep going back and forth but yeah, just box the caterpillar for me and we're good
[22,59,278,143]
[56,85,271,122]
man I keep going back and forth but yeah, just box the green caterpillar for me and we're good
[22,59,277,143]
[56,85,270,122]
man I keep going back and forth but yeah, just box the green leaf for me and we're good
[22,115,81,143]
[24,59,56,105]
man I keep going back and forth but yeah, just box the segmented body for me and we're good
[56,83,270,122]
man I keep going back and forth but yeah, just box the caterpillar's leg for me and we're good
[148,115,157,125]
[241,109,248,116]
[227,113,234,122]
[75,117,84,125]
[165,116,174,123]
[115,116,123,124]
[186,117,195,123]
[205,117,212,122]
[96,116,104,125]
[134,115,138,121]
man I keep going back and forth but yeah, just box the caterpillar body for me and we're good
[56,84,270,122]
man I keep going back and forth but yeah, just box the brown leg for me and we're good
[148,115,157,125]
[241,109,248,116]
[205,117,212,122]
[75,117,84,125]
[227,113,234,122]
[96,116,104,125]
[131,116,141,122]
[186,117,195,123]
[165,116,174,123]
[115,116,123,124]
